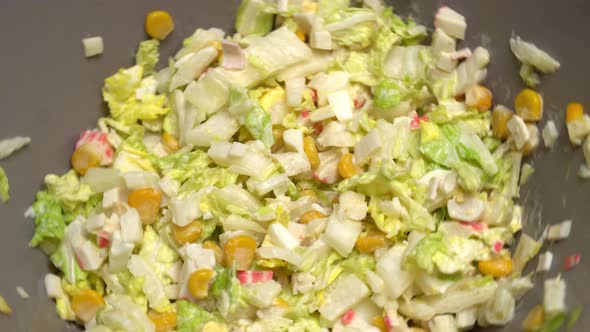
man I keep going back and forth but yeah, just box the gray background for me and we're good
[0,0,588,331]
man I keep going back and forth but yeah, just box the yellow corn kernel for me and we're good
[202,322,228,332]
[148,310,178,332]
[522,305,545,331]
[224,235,257,271]
[566,102,584,124]
[0,295,12,315]
[71,143,101,176]
[492,106,513,139]
[128,188,163,225]
[372,315,387,332]
[71,289,106,322]
[203,240,225,266]
[296,30,306,42]
[514,89,543,122]
[338,153,361,179]
[466,85,493,112]
[273,297,290,309]
[300,189,318,203]
[145,10,175,40]
[188,269,215,299]
[477,255,513,278]
[173,220,203,245]
[303,136,320,169]
[161,132,179,153]
[355,234,387,254]
[299,210,326,224]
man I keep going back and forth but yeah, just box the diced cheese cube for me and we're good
[536,251,553,272]
[542,120,559,149]
[338,192,368,221]
[455,308,477,330]
[319,274,370,321]
[547,220,572,240]
[123,171,160,190]
[158,177,180,198]
[310,31,333,50]
[434,7,466,39]
[507,115,531,149]
[109,231,134,273]
[82,36,104,57]
[85,213,107,234]
[102,187,127,211]
[431,28,456,55]
[544,277,566,314]
[268,223,300,250]
[120,208,143,244]
[286,77,306,107]
[273,152,311,177]
[567,114,590,145]
[354,129,382,166]
[283,129,304,154]
[323,214,362,257]
[44,274,64,299]
[328,90,353,122]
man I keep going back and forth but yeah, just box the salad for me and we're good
[25,0,584,331]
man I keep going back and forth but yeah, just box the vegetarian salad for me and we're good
[10,0,589,331]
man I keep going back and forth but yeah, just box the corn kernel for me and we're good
[522,305,545,331]
[299,210,326,224]
[300,189,318,203]
[71,289,105,322]
[203,241,225,266]
[71,144,101,176]
[148,310,177,332]
[224,235,257,271]
[128,188,163,225]
[515,89,543,122]
[338,153,361,179]
[303,136,320,169]
[477,255,513,278]
[173,220,203,245]
[355,234,387,254]
[161,132,179,153]
[188,269,215,299]
[145,10,174,40]
[296,30,306,42]
[466,85,493,112]
[492,106,513,139]
[566,102,584,124]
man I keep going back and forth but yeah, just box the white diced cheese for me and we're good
[542,120,559,149]
[338,192,368,221]
[583,136,590,168]
[273,152,311,177]
[429,314,458,332]
[544,277,566,314]
[82,36,104,57]
[286,77,306,107]
[507,115,531,149]
[310,31,333,50]
[547,220,572,241]
[44,274,64,299]
[328,90,353,122]
[323,214,362,257]
[536,251,553,272]
[283,129,304,154]
[317,122,356,148]
[102,187,127,211]
[319,274,370,321]
[123,171,160,190]
[158,177,180,198]
[354,129,382,166]
[85,213,107,234]
[431,28,456,55]
[170,193,202,227]
[268,223,300,249]
[434,7,466,39]
[120,208,143,244]
[567,114,590,145]
[229,141,248,159]
[455,308,477,330]
[109,231,134,273]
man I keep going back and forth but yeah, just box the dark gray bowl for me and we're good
[0,0,588,331]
